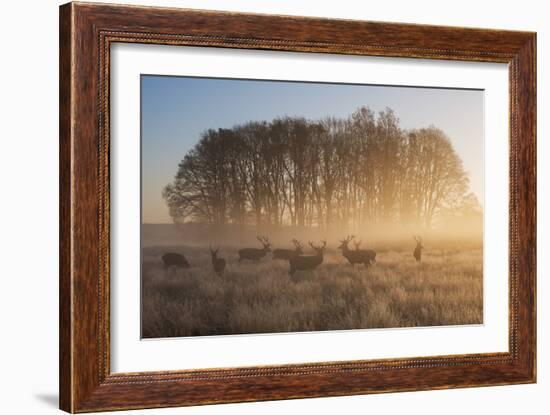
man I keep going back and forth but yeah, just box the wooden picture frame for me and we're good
[59,2,536,412]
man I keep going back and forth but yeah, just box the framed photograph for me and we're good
[59,2,536,412]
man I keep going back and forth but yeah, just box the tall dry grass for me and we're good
[141,244,482,338]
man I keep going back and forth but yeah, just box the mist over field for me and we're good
[141,224,482,338]
[142,222,482,250]
[142,219,483,340]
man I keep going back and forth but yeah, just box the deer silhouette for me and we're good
[161,252,190,270]
[210,246,226,275]
[272,239,304,260]
[338,235,376,267]
[238,236,271,262]
[288,240,326,276]
[413,236,423,262]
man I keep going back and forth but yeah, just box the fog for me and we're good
[142,216,482,251]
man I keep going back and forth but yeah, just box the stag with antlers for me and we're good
[238,236,271,262]
[338,235,376,267]
[272,239,304,260]
[209,246,226,275]
[413,236,424,262]
[288,240,326,276]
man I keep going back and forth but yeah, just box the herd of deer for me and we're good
[161,235,424,276]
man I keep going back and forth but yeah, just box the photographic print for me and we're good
[141,75,484,339]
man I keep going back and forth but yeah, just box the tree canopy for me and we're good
[163,106,477,229]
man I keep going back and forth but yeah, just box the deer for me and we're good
[338,235,376,267]
[238,236,271,262]
[288,240,326,276]
[413,236,423,262]
[210,246,226,275]
[272,239,304,260]
[161,252,190,270]
[354,238,377,264]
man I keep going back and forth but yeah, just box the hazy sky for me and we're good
[142,75,484,224]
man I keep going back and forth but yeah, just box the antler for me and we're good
[309,240,327,252]
[292,239,303,248]
[353,239,362,249]
[340,235,353,244]
[258,235,271,248]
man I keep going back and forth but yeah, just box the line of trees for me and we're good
[163,106,479,229]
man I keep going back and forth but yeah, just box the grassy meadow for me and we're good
[141,241,483,338]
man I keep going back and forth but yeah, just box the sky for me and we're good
[142,75,484,224]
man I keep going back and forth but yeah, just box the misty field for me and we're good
[141,244,482,338]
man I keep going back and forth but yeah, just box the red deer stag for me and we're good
[161,252,190,270]
[413,236,423,262]
[288,240,326,276]
[338,235,376,267]
[210,246,226,275]
[272,239,304,260]
[238,236,271,262]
